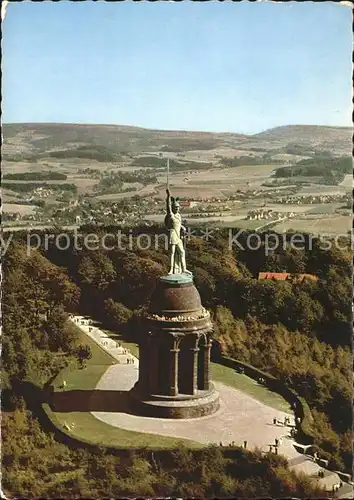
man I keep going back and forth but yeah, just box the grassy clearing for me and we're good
[306,203,341,215]
[51,410,202,449]
[215,219,263,230]
[53,364,109,392]
[211,363,292,413]
[272,215,351,235]
[49,325,202,449]
[3,203,37,215]
[49,324,200,449]
[52,321,116,391]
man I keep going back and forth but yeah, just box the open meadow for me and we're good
[339,174,353,189]
[272,215,351,235]
[297,184,350,196]
[3,203,37,216]
[153,164,278,200]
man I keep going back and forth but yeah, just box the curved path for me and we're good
[92,364,298,459]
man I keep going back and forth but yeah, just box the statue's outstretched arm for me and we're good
[166,189,172,215]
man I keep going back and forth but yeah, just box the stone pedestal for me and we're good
[131,274,220,419]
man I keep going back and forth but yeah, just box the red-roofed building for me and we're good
[258,272,318,282]
[180,200,198,208]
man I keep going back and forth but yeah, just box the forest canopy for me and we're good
[1,227,352,496]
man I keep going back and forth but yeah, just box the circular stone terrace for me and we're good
[91,363,299,459]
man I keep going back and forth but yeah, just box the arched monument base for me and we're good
[130,385,220,419]
[133,274,220,419]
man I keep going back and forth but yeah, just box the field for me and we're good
[339,174,353,188]
[297,184,349,196]
[3,203,37,215]
[2,176,98,194]
[160,146,266,163]
[262,202,346,215]
[153,165,278,200]
[2,123,351,235]
[305,203,344,215]
[2,189,23,202]
[214,219,271,230]
[163,164,277,184]
[96,184,156,201]
[272,215,351,235]
[94,164,278,202]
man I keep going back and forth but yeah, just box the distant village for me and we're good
[3,184,351,230]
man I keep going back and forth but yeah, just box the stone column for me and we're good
[190,347,199,395]
[203,342,212,391]
[148,338,159,395]
[169,348,179,396]
[138,338,147,392]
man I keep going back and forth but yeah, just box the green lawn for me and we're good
[50,409,202,449]
[211,363,291,413]
[53,364,110,392]
[52,321,116,391]
[307,203,340,215]
[50,324,201,448]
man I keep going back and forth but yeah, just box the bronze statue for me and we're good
[165,188,192,275]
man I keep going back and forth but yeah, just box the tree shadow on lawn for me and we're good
[50,389,136,414]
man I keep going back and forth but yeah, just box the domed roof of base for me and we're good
[148,275,202,316]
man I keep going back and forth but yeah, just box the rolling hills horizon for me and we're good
[2,122,352,157]
[2,121,352,136]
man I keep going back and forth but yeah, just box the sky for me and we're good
[2,1,352,134]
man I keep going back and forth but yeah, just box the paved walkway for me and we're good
[70,315,139,366]
[92,364,298,457]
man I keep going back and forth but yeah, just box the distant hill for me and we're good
[255,124,352,141]
[238,125,352,156]
[2,122,352,158]
[2,123,247,157]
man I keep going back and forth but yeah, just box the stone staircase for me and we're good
[70,315,139,366]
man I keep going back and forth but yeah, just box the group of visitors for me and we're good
[318,469,343,493]
[70,316,91,327]
[269,437,282,454]
[218,441,246,448]
[332,483,342,493]
[273,416,292,426]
